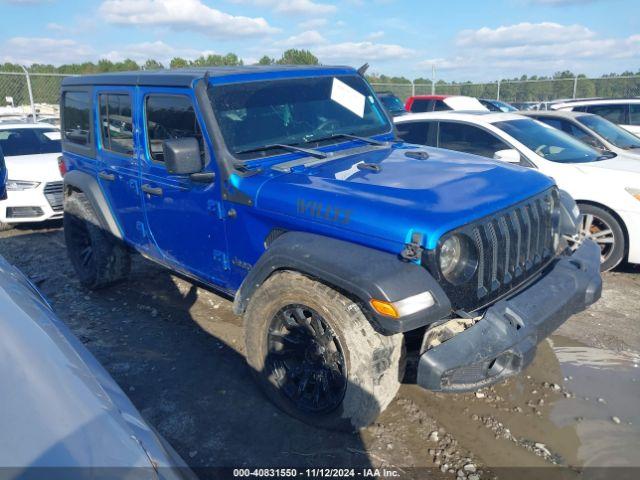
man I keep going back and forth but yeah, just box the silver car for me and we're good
[0,254,194,479]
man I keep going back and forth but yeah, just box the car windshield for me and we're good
[209,74,391,160]
[0,128,61,156]
[494,118,602,163]
[379,94,406,112]
[577,114,640,150]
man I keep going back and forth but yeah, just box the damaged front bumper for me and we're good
[417,239,602,392]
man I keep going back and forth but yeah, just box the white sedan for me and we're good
[0,123,63,230]
[394,111,640,271]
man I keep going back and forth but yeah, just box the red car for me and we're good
[405,95,487,113]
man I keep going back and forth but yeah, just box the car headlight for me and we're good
[438,234,477,285]
[625,187,640,201]
[6,180,40,191]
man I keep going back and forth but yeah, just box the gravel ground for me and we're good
[1,221,639,479]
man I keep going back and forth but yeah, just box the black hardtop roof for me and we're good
[61,65,354,88]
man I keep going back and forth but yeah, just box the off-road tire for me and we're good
[64,191,131,289]
[0,221,14,232]
[577,204,625,272]
[244,270,405,431]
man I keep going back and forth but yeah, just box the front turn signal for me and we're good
[370,299,399,319]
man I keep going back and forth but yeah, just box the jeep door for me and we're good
[139,89,229,287]
[94,88,145,245]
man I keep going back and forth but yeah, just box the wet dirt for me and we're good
[1,223,639,479]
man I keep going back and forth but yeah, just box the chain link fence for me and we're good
[1,70,639,119]
[0,71,73,121]
[371,74,640,104]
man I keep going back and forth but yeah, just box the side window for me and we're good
[396,121,430,144]
[410,99,432,113]
[99,93,134,155]
[536,118,563,130]
[438,122,509,158]
[629,104,640,126]
[586,104,626,124]
[62,91,91,146]
[433,100,451,111]
[145,95,204,162]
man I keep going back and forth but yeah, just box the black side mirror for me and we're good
[163,138,202,175]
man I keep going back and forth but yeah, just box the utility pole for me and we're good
[20,65,36,123]
[572,76,578,99]
[431,64,436,95]
[497,80,501,101]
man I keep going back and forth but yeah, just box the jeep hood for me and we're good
[255,145,555,250]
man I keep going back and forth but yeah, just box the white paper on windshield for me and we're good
[330,78,365,118]
[43,131,61,140]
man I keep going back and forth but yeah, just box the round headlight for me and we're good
[438,234,478,285]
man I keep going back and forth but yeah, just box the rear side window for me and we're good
[434,100,451,111]
[410,99,432,113]
[585,104,627,124]
[145,95,203,162]
[99,93,134,155]
[396,121,434,145]
[62,91,91,146]
[438,122,508,158]
[629,104,640,126]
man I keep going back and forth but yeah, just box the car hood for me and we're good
[255,144,555,250]
[578,154,640,173]
[4,153,62,182]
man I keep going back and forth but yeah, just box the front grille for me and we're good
[424,188,560,312]
[44,181,63,212]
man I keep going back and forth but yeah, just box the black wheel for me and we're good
[244,271,405,431]
[64,192,131,289]
[566,204,625,272]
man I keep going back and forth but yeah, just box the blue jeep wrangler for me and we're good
[60,66,601,430]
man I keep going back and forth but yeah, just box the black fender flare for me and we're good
[233,231,451,334]
[63,170,123,240]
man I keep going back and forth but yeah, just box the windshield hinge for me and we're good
[401,232,424,262]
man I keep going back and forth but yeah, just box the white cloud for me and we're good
[456,22,595,48]
[46,22,64,31]
[367,30,385,40]
[232,0,336,16]
[1,37,94,65]
[298,18,328,29]
[275,30,327,48]
[99,0,278,37]
[101,41,214,65]
[314,41,414,63]
[419,22,640,79]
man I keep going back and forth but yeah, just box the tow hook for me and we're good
[401,232,424,261]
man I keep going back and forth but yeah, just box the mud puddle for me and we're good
[392,335,640,474]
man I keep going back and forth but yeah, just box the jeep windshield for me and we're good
[208,75,391,161]
[494,118,605,163]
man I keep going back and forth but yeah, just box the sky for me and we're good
[0,0,639,81]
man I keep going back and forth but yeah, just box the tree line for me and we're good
[1,48,639,104]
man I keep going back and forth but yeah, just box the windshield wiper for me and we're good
[304,133,385,146]
[236,143,327,159]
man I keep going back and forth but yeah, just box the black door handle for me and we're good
[142,184,163,196]
[98,171,115,181]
